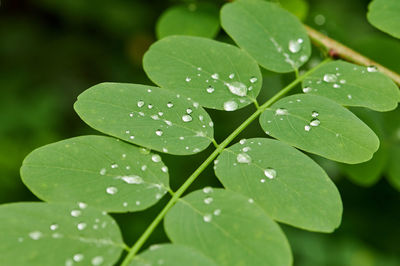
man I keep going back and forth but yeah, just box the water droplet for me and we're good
[123,202,128,207]
[225,81,247,96]
[229,73,235,79]
[141,165,147,171]
[311,111,319,118]
[211,73,219,79]
[52,232,63,238]
[239,139,246,145]
[74,254,84,262]
[248,198,254,203]
[367,66,378,72]
[91,256,104,265]
[164,120,172,126]
[203,186,213,194]
[206,86,214,93]
[147,104,153,109]
[275,108,288,115]
[100,168,106,176]
[304,125,311,131]
[213,209,221,216]
[288,39,302,53]
[167,102,174,108]
[347,94,352,99]
[137,100,144,108]
[129,113,134,117]
[223,100,238,111]
[237,153,251,164]
[147,89,152,93]
[111,163,118,169]
[136,201,141,205]
[264,168,277,179]
[182,114,192,122]
[185,77,191,82]
[155,129,163,136]
[138,112,144,117]
[106,186,118,195]
[179,136,184,140]
[203,214,212,222]
[121,175,143,184]
[29,231,42,240]
[77,222,87,230]
[204,197,213,204]
[50,224,58,231]
[186,108,193,114]
[78,202,87,209]
[260,178,266,183]
[333,83,340,88]
[303,87,311,93]
[323,74,337,83]
[249,77,258,83]
[161,166,168,173]
[151,115,160,120]
[242,146,251,152]
[310,119,320,127]
[66,259,73,266]
[300,55,308,62]
[162,148,168,153]
[340,79,346,84]
[71,210,82,217]
[152,154,161,163]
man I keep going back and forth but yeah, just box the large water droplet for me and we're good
[182,114,192,122]
[264,168,277,179]
[121,175,143,184]
[275,108,288,115]
[237,153,251,164]
[323,74,337,83]
[310,119,320,127]
[155,129,163,136]
[225,81,247,97]
[152,154,161,163]
[223,100,238,111]
[106,187,118,195]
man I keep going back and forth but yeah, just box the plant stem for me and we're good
[305,25,400,86]
[120,58,332,266]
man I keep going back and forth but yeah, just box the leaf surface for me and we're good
[221,0,311,73]
[143,36,262,110]
[164,188,292,266]
[367,0,400,39]
[130,244,218,266]
[21,135,169,212]
[302,60,400,111]
[0,202,124,266]
[215,138,342,232]
[74,83,214,155]
[156,3,220,39]
[259,94,380,163]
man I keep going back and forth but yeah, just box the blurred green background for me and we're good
[1,0,399,265]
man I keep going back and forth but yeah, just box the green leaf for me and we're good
[215,138,342,232]
[74,83,214,155]
[0,202,124,266]
[367,0,400,39]
[143,36,262,110]
[277,0,309,21]
[221,0,311,73]
[130,244,218,266]
[259,94,380,164]
[387,145,400,191]
[21,135,169,212]
[164,188,292,266]
[301,60,400,112]
[156,3,220,39]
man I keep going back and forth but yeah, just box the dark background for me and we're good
[1,0,399,265]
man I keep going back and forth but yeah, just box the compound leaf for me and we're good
[367,0,400,39]
[164,188,292,266]
[143,36,262,110]
[259,94,380,164]
[156,3,220,39]
[302,60,400,111]
[215,138,342,232]
[130,244,218,266]
[21,135,169,212]
[221,0,311,73]
[0,202,125,266]
[74,83,214,155]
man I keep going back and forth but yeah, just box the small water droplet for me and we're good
[73,254,84,262]
[249,77,258,83]
[203,186,213,194]
[66,259,73,266]
[264,168,277,179]
[29,231,42,240]
[248,198,254,203]
[260,178,266,183]
[129,113,134,117]
[303,87,311,93]
[50,224,58,231]
[229,73,235,79]
[78,202,87,209]
[275,108,288,115]
[71,210,82,217]
[77,223,86,230]
[123,202,128,207]
[333,83,340,88]
[323,74,337,83]
[367,66,378,72]
[152,154,161,163]
[304,125,311,131]
[239,139,246,145]
[186,108,192,114]
[206,86,214,93]
[237,153,251,164]
[147,104,153,109]
[100,168,106,175]
[347,94,352,99]
[161,166,168,173]
[211,73,219,79]
[197,67,202,71]
[151,115,160,120]
[204,197,213,204]
[111,163,118,169]
[106,186,118,195]
[213,209,221,216]
[203,214,212,222]
[311,111,319,118]
[182,114,192,122]
[340,79,346,84]
[185,77,191,82]
[155,129,163,136]
[223,100,238,111]
[137,100,144,108]
[136,201,141,206]
[167,102,174,108]
[288,39,302,53]
[242,146,251,152]
[121,175,143,184]
[310,119,320,127]
[91,256,104,265]
[225,81,247,97]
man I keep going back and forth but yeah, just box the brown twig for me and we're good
[305,25,400,86]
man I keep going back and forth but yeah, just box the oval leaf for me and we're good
[367,0,400,39]
[0,202,124,266]
[21,135,169,212]
[302,60,400,111]
[74,83,214,155]
[164,188,292,266]
[156,3,220,39]
[215,138,342,232]
[259,94,380,163]
[143,36,262,110]
[130,244,218,266]
[221,0,311,73]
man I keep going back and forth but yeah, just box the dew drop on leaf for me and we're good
[151,154,161,163]
[137,100,144,108]
[106,186,118,195]
[91,256,104,266]
[223,100,238,111]
[237,153,251,164]
[310,119,320,127]
[367,66,378,72]
[182,114,192,122]
[323,73,337,83]
[225,81,247,97]
[275,108,288,115]
[211,73,219,79]
[206,86,215,93]
[71,210,82,217]
[50,224,58,231]
[167,102,174,108]
[28,231,42,240]
[73,254,84,262]
[304,125,311,131]
[155,129,163,136]
[203,214,212,222]
[77,222,87,231]
[204,197,213,204]
[229,73,235,79]
[213,209,221,216]
[203,186,213,194]
[264,168,277,179]
[303,87,311,93]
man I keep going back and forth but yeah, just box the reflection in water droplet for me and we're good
[155,129,163,136]
[323,74,337,83]
[275,108,288,115]
[264,168,277,179]
[237,153,251,164]
[152,154,161,163]
[161,166,168,173]
[182,114,192,122]
[203,214,212,222]
[311,111,319,118]
[288,39,302,53]
[223,100,238,111]
[304,125,311,131]
[137,100,144,108]
[229,73,235,79]
[106,187,118,195]
[225,81,247,97]
[310,119,320,127]
[211,73,219,79]
[250,77,258,83]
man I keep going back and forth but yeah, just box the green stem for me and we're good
[120,58,332,266]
